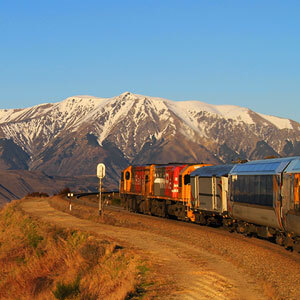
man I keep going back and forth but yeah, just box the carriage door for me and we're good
[221,177,228,213]
[212,176,217,211]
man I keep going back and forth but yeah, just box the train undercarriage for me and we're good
[121,193,300,253]
[122,194,187,221]
[223,218,300,252]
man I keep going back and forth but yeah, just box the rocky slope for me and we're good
[0,92,300,197]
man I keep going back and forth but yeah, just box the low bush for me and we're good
[58,187,71,196]
[26,192,49,197]
[52,276,80,300]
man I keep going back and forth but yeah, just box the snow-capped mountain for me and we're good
[1,92,300,190]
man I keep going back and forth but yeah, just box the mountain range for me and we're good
[1,92,300,203]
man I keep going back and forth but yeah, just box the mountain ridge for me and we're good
[0,92,300,201]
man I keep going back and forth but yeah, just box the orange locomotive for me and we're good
[120,163,211,221]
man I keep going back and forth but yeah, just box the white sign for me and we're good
[97,163,106,179]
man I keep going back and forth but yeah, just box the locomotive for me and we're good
[120,157,300,251]
[120,163,211,221]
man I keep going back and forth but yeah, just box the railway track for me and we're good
[69,192,300,254]
[25,196,300,299]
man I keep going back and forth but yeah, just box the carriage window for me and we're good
[233,175,273,207]
[125,171,130,180]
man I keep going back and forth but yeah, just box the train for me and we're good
[119,157,300,252]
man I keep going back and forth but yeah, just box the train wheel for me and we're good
[139,200,146,214]
[275,233,285,246]
[284,235,294,251]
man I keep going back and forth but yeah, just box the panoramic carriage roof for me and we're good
[229,156,300,176]
[190,164,234,177]
[283,157,300,174]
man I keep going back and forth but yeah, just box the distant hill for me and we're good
[0,170,103,206]
[0,92,300,203]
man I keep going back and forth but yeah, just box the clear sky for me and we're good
[1,1,299,122]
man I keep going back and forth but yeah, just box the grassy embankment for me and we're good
[0,199,150,300]
[48,195,123,227]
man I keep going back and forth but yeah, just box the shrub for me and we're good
[26,192,49,197]
[52,276,80,300]
[58,187,71,196]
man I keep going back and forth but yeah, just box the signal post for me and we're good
[97,163,106,217]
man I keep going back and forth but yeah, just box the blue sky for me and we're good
[0,1,299,122]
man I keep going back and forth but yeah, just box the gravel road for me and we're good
[21,198,300,300]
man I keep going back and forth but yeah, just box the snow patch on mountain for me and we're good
[0,103,53,124]
[257,113,293,130]
[167,100,255,126]
[0,92,297,156]
[93,96,135,145]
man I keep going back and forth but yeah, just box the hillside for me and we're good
[20,195,300,300]
[0,170,101,207]
[0,198,144,300]
[1,92,300,198]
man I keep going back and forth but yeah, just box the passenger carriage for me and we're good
[228,157,298,241]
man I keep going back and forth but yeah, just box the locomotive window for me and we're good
[121,172,124,181]
[145,175,149,182]
[125,171,130,180]
[179,175,182,187]
[155,168,164,178]
[184,174,191,185]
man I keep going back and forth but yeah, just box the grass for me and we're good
[48,195,119,226]
[48,196,159,299]
[0,200,140,300]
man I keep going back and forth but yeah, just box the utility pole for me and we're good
[97,163,106,216]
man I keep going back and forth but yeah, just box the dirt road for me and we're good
[21,198,300,300]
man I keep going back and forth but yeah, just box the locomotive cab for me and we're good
[120,166,132,193]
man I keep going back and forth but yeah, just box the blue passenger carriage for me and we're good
[228,157,299,243]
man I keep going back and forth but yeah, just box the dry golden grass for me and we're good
[0,200,143,300]
[48,196,160,299]
[48,196,120,227]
